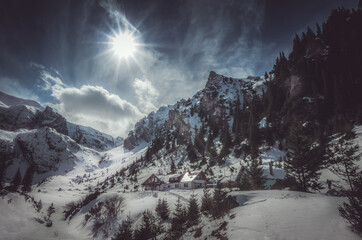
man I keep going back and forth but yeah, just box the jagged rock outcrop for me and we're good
[37,106,68,136]
[124,106,171,150]
[0,105,39,131]
[67,123,116,151]
[0,138,15,162]
[123,71,266,150]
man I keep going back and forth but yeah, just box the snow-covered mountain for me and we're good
[2,5,362,238]
[0,71,361,240]
[0,92,43,109]
[124,71,266,150]
[0,91,122,152]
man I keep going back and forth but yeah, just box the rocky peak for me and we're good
[123,71,266,150]
[38,106,68,136]
[205,71,225,89]
[124,106,171,150]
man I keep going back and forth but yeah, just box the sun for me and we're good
[111,31,137,59]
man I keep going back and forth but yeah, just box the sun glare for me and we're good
[111,31,137,59]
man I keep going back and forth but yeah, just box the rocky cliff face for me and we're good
[67,122,117,152]
[123,71,266,150]
[124,106,172,150]
[0,105,39,131]
[38,106,68,136]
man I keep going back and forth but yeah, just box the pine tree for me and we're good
[35,200,42,212]
[170,158,176,174]
[327,131,362,233]
[22,165,34,192]
[200,188,213,215]
[238,173,252,191]
[134,210,158,240]
[249,158,266,190]
[112,215,133,240]
[328,133,361,191]
[269,161,274,176]
[187,193,200,227]
[339,174,362,234]
[171,198,187,237]
[47,203,55,220]
[10,168,22,192]
[155,199,169,221]
[284,123,324,192]
[187,143,198,163]
[211,183,228,218]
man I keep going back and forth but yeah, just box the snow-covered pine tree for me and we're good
[170,198,187,238]
[328,131,362,233]
[328,132,361,191]
[134,210,158,240]
[211,182,228,218]
[156,198,169,221]
[284,122,324,192]
[187,193,200,227]
[200,188,213,215]
[249,158,266,190]
[238,172,252,190]
[112,215,133,240]
[339,174,362,234]
[47,203,55,220]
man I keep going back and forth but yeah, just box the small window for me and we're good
[184,183,188,187]
[175,184,179,188]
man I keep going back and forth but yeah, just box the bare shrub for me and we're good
[91,195,125,238]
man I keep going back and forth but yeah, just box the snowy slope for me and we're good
[0,91,43,110]
[225,190,360,240]
[1,189,360,240]
[67,122,117,152]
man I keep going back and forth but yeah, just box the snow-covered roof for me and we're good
[154,173,183,184]
[151,171,205,184]
[180,171,203,183]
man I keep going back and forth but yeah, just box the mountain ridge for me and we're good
[0,91,121,152]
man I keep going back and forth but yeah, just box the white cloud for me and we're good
[133,78,159,113]
[40,70,142,137]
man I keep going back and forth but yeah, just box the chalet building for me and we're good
[142,171,208,191]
